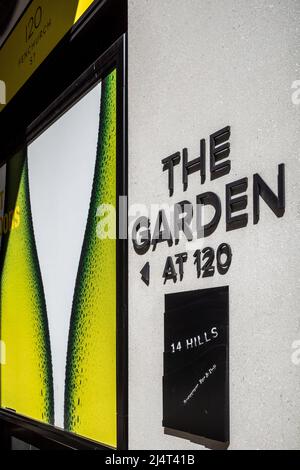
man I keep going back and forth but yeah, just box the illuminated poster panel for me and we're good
[0,69,117,448]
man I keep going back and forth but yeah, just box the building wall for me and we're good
[128,0,300,450]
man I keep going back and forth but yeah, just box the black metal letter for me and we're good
[196,192,222,238]
[253,164,285,224]
[132,216,151,255]
[182,139,206,191]
[162,152,181,197]
[226,178,248,232]
[210,126,231,181]
[175,252,188,281]
[152,210,173,251]
[174,200,194,245]
[163,256,177,284]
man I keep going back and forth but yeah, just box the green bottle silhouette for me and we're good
[0,149,54,424]
[65,69,117,447]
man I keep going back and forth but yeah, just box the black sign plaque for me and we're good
[163,286,229,445]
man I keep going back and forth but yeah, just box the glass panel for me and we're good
[0,69,117,448]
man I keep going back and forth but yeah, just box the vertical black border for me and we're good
[0,35,128,451]
[116,34,128,451]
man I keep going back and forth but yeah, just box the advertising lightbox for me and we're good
[0,68,119,448]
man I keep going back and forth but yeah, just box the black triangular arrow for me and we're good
[140,262,150,286]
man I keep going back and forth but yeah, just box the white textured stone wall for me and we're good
[128,0,300,450]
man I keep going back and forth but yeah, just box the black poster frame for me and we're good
[0,35,128,451]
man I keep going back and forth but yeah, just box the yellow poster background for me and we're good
[0,0,96,111]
